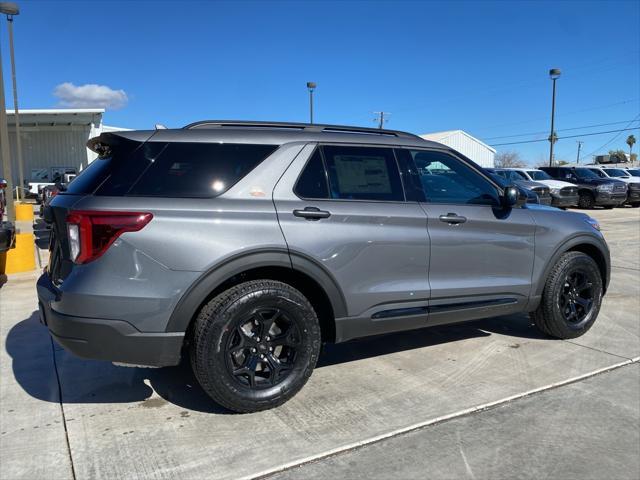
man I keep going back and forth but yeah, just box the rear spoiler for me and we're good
[87,130,157,155]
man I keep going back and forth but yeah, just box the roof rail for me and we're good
[183,120,422,139]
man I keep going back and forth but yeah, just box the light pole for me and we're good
[306,82,316,124]
[1,2,23,201]
[548,68,561,167]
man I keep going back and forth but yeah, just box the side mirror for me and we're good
[502,185,525,208]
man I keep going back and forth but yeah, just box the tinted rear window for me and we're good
[125,143,277,197]
[80,142,277,197]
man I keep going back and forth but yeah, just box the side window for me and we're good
[409,150,499,206]
[294,149,329,199]
[322,145,404,201]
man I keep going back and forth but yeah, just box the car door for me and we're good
[398,148,536,324]
[273,144,430,340]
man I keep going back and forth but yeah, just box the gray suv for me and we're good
[37,121,610,412]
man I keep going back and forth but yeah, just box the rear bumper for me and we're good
[551,195,578,207]
[0,222,16,253]
[37,272,184,367]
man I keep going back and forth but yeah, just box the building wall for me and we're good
[6,125,94,185]
[420,131,495,168]
[436,132,495,168]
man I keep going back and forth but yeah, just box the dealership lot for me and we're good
[1,207,638,480]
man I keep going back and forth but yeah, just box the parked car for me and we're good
[38,121,611,413]
[626,168,640,178]
[540,166,627,209]
[0,178,16,254]
[583,166,640,207]
[487,168,552,206]
[496,168,579,208]
[39,184,60,219]
[485,170,541,204]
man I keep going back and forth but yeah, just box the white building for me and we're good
[420,129,495,168]
[4,108,128,186]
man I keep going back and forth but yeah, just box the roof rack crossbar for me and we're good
[183,120,421,139]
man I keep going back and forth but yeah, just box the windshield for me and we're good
[575,168,600,179]
[528,170,552,181]
[604,169,629,178]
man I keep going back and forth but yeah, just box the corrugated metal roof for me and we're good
[5,108,104,127]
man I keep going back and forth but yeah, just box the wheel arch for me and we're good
[534,235,610,298]
[166,249,346,344]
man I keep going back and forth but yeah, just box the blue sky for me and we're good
[1,0,639,165]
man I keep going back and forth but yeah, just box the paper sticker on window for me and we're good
[333,156,391,194]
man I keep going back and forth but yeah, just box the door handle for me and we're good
[293,206,331,220]
[439,213,467,224]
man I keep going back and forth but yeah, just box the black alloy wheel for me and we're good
[225,307,300,389]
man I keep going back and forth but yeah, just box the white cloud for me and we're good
[53,82,128,110]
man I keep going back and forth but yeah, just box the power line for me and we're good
[489,126,640,147]
[578,114,640,161]
[476,97,640,132]
[483,119,640,141]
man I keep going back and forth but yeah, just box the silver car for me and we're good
[37,121,610,412]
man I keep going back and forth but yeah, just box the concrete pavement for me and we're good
[1,207,638,480]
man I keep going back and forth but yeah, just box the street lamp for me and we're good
[306,82,316,124]
[548,68,561,167]
[0,2,24,201]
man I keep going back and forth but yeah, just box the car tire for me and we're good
[531,251,603,339]
[190,280,321,413]
[631,203,640,208]
[577,192,595,209]
[603,205,615,209]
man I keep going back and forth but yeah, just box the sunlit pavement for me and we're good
[1,207,638,480]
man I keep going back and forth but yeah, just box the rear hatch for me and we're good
[47,131,156,284]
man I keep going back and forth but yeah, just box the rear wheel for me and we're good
[578,192,595,209]
[531,252,603,339]
[190,280,321,413]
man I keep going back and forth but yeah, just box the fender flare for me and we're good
[165,248,347,332]
[533,233,610,299]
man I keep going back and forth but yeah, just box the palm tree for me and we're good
[627,135,636,163]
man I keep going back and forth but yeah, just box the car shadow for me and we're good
[6,310,547,414]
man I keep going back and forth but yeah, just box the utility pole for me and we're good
[576,141,583,164]
[373,111,390,129]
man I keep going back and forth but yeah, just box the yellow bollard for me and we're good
[15,202,35,222]
[1,233,36,274]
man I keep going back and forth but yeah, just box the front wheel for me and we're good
[578,192,595,209]
[531,252,603,339]
[190,280,321,413]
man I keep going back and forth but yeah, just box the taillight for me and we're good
[66,210,153,264]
